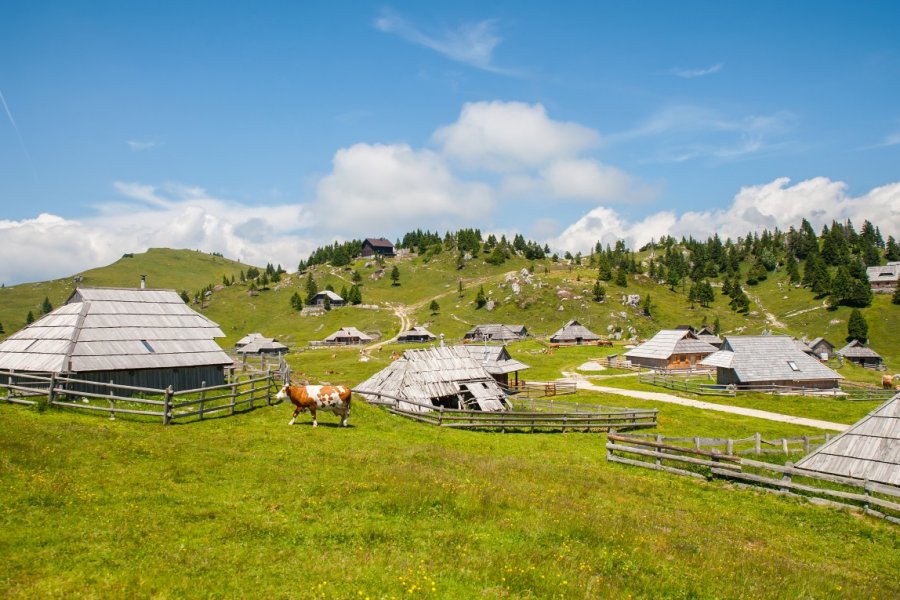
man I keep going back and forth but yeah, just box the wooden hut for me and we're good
[549,320,600,345]
[807,337,835,360]
[695,326,723,348]
[360,237,395,258]
[701,336,842,389]
[837,340,884,369]
[463,345,530,387]
[235,334,288,355]
[354,346,511,412]
[794,392,900,486]
[0,287,231,391]
[397,327,438,343]
[624,329,718,370]
[310,290,344,307]
[866,262,899,293]
[320,327,373,346]
[463,324,527,343]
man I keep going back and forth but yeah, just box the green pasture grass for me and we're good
[2,400,898,599]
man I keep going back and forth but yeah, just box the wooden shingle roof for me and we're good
[549,320,600,343]
[0,287,229,373]
[795,393,900,486]
[354,346,508,412]
[837,340,882,360]
[625,329,717,360]
[700,336,842,383]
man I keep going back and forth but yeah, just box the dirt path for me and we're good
[562,372,849,431]
[746,292,788,329]
[366,303,411,353]
[784,301,827,319]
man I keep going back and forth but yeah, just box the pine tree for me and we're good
[180,290,190,303]
[323,296,331,311]
[642,294,652,317]
[41,296,53,314]
[785,252,800,283]
[429,299,440,315]
[390,265,400,286]
[886,236,900,261]
[475,286,487,309]
[340,286,348,303]
[351,270,362,284]
[304,272,318,305]
[26,311,34,324]
[592,280,606,302]
[615,267,628,287]
[713,315,721,335]
[847,309,868,343]
[892,285,900,305]
[290,291,302,311]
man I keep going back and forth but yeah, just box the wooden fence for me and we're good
[1,367,288,425]
[606,433,900,524]
[353,390,657,432]
[638,372,896,401]
[503,380,578,399]
[623,432,832,456]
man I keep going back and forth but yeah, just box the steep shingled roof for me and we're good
[795,392,900,486]
[354,346,509,412]
[700,335,842,383]
[0,287,229,373]
[625,329,718,360]
[549,320,601,343]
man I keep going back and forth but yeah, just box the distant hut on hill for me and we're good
[463,324,528,343]
[549,320,601,345]
[397,326,437,343]
[625,329,718,370]
[0,287,231,391]
[701,336,842,389]
[795,392,900,486]
[354,346,511,412]
[235,333,288,355]
[807,337,835,360]
[360,238,395,258]
[837,340,884,369]
[319,327,374,346]
[310,290,344,307]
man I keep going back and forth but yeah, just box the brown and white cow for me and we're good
[275,384,352,427]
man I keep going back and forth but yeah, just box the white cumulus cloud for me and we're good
[313,142,494,232]
[555,176,900,253]
[434,101,599,170]
[0,185,317,285]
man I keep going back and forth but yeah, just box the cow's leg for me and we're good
[310,407,317,427]
[340,408,349,427]
[289,406,300,425]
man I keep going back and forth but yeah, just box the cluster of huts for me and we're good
[622,325,886,389]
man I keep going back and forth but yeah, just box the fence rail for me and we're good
[606,433,900,524]
[354,389,657,432]
[624,431,833,455]
[638,372,896,401]
[503,380,578,399]
[1,367,287,425]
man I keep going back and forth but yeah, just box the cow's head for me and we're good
[275,384,290,401]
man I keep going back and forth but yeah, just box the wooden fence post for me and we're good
[694,436,701,451]
[803,435,809,453]
[781,462,792,493]
[754,432,761,455]
[655,434,663,467]
[266,369,273,405]
[163,385,173,425]
[108,379,115,420]
[438,407,444,427]
[48,373,58,407]
[726,438,734,455]
[782,438,789,455]
[199,381,206,420]
[230,378,238,415]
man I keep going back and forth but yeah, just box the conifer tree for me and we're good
[429,299,440,315]
[390,265,400,286]
[592,280,606,302]
[475,286,487,308]
[847,309,868,343]
[41,296,53,314]
[26,311,34,324]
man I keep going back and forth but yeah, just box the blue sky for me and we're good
[1,1,899,284]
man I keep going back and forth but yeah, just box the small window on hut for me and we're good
[141,340,155,353]
[787,360,799,371]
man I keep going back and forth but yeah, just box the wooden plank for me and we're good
[608,434,741,462]
[50,387,165,405]
[606,453,706,480]
[606,443,742,471]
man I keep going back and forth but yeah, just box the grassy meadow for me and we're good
[3,399,899,599]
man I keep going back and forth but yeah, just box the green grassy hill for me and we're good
[2,246,897,374]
